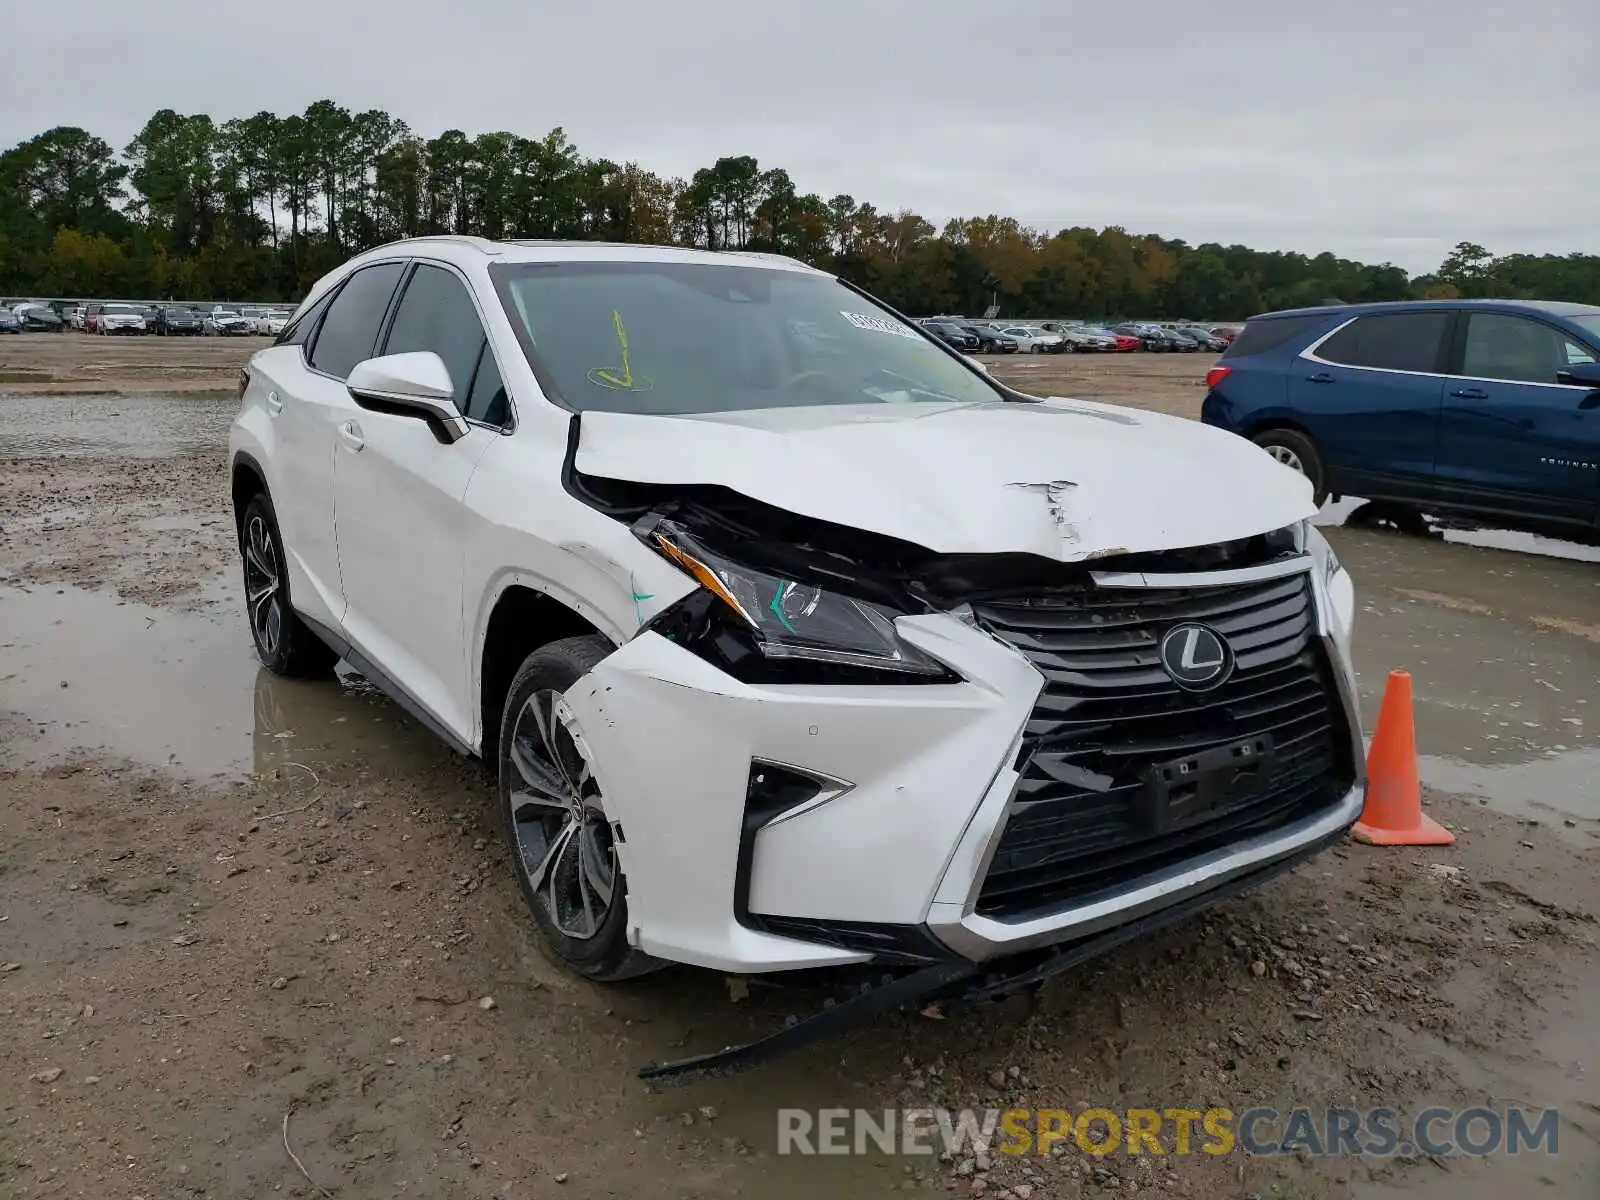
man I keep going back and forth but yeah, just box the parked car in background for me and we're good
[1112,323,1170,351]
[97,303,147,335]
[62,305,83,330]
[1177,326,1228,352]
[206,308,254,336]
[919,320,981,352]
[1211,326,1241,344]
[15,303,67,332]
[1201,299,1600,534]
[229,236,1361,997]
[961,324,1018,353]
[254,309,293,336]
[1057,325,1118,352]
[153,306,204,336]
[0,308,21,334]
[998,325,1066,353]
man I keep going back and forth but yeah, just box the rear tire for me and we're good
[1252,427,1328,507]
[498,635,662,983]
[238,493,339,677]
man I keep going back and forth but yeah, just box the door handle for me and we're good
[266,391,283,415]
[338,421,365,453]
[1450,388,1489,400]
[1305,372,1335,384]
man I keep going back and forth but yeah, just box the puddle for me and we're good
[1418,749,1600,826]
[0,582,447,780]
[0,391,237,458]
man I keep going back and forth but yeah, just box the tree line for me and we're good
[2,103,1596,317]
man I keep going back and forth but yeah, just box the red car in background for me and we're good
[1210,326,1241,344]
[1080,325,1142,352]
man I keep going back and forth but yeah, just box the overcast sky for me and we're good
[3,0,1595,273]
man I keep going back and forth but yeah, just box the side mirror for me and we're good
[346,352,470,444]
[1555,360,1600,389]
[971,359,991,375]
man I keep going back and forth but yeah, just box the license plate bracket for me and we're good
[1138,734,1277,833]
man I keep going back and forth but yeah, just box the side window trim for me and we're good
[1300,311,1452,378]
[373,260,419,359]
[401,256,517,431]
[1451,311,1598,390]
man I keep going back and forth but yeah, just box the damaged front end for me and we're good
[558,414,1361,1083]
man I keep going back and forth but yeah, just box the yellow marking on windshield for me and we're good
[587,310,654,392]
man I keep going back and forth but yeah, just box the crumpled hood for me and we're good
[574,399,1316,562]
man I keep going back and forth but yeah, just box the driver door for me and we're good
[332,262,505,743]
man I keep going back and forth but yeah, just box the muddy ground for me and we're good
[1,334,1596,1199]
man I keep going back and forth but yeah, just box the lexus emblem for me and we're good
[1158,623,1235,691]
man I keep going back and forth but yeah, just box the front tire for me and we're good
[1252,427,1328,507]
[238,493,339,676]
[498,636,661,982]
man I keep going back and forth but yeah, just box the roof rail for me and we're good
[361,234,504,255]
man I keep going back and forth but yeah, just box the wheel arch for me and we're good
[1239,414,1320,445]
[477,581,613,763]
[231,451,269,529]
[1239,419,1334,501]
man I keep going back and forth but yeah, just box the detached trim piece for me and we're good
[1092,554,1313,590]
[637,827,1344,1085]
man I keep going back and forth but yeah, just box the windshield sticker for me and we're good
[840,311,921,340]
[587,310,654,392]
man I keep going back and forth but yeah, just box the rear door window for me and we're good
[307,262,405,379]
[380,264,488,407]
[1459,312,1595,384]
[1314,312,1450,373]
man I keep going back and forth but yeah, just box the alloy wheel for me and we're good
[507,690,617,941]
[1265,444,1306,474]
[243,514,283,657]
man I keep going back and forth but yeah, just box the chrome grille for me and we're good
[973,571,1354,920]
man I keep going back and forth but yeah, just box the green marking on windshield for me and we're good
[587,310,654,392]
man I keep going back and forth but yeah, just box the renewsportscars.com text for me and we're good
[777,1106,1560,1158]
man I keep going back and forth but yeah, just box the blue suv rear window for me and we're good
[1221,314,1329,358]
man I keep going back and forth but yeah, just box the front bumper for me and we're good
[563,556,1361,974]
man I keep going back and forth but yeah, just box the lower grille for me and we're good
[973,570,1354,921]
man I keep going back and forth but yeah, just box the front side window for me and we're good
[1460,313,1595,384]
[490,261,1002,416]
[308,262,404,380]
[1314,312,1450,374]
[381,264,488,407]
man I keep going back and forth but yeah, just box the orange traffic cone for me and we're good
[1352,670,1455,846]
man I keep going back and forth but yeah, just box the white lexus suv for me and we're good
[230,237,1363,987]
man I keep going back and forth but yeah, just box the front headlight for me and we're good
[644,520,952,680]
[1298,520,1343,586]
[1300,520,1355,646]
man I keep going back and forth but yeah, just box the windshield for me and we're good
[489,261,1002,415]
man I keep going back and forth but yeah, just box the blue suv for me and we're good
[1201,300,1600,536]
